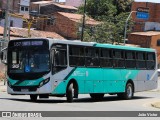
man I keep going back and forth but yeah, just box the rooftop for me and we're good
[32,1,77,10]
[57,12,100,25]
[130,31,160,36]
[0,27,65,39]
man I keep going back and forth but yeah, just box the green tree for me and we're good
[78,0,134,44]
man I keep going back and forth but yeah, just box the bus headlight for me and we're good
[39,78,50,88]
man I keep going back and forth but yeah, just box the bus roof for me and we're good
[9,38,156,52]
[47,38,155,52]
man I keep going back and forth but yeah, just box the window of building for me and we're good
[157,39,160,46]
[10,20,13,27]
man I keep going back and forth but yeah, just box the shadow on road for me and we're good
[0,95,153,104]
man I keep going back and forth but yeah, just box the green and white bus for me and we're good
[1,38,158,102]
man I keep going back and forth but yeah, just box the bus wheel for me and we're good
[30,95,38,101]
[90,93,104,100]
[117,83,134,100]
[66,83,75,102]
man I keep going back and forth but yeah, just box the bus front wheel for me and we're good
[30,95,38,101]
[66,83,74,102]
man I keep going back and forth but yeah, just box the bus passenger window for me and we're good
[136,52,146,69]
[146,53,155,70]
[125,51,136,69]
[100,49,112,68]
[85,48,99,67]
[113,50,125,68]
[69,45,85,67]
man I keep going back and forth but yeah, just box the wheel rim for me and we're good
[127,85,132,98]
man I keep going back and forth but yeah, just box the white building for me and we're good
[19,0,30,14]
[65,0,84,7]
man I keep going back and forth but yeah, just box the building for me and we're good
[65,0,84,7]
[42,12,100,39]
[128,31,160,63]
[131,2,160,32]
[30,1,77,14]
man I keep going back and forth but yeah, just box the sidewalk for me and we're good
[0,80,6,92]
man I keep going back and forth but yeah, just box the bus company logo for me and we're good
[2,112,11,117]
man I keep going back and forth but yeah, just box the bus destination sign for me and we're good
[13,41,43,47]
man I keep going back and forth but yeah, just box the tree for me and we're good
[78,0,134,44]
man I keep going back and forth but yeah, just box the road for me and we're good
[0,80,159,120]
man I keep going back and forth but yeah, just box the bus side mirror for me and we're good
[1,48,7,65]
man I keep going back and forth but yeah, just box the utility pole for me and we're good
[3,0,10,47]
[124,11,137,45]
[81,0,86,41]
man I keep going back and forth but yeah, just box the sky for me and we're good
[134,0,160,3]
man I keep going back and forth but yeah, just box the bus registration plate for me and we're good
[21,89,29,92]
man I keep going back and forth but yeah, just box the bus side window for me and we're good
[85,47,99,67]
[136,52,146,69]
[125,51,136,69]
[69,45,85,67]
[100,49,112,68]
[146,53,155,70]
[113,50,125,68]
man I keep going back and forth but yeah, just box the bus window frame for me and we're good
[85,47,100,68]
[69,45,85,67]
[125,50,136,69]
[99,48,113,68]
[136,52,147,70]
[112,49,125,68]
[51,44,67,75]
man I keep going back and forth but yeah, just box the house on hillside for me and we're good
[128,31,160,64]
[0,13,26,28]
[38,12,100,39]
[131,2,160,32]
[0,26,64,40]
[30,1,78,14]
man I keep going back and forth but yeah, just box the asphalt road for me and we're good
[0,80,159,120]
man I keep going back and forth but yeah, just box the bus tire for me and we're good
[90,93,104,100]
[117,83,134,100]
[66,83,74,102]
[30,95,38,101]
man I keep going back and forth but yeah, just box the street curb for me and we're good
[151,102,160,109]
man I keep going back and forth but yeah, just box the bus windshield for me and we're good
[8,48,50,74]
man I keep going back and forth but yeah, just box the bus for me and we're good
[0,38,158,102]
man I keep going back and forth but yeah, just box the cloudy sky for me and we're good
[134,0,160,3]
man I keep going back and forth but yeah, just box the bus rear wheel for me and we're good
[90,93,104,100]
[30,95,38,101]
[117,83,134,100]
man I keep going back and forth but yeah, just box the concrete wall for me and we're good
[0,17,23,28]
[66,0,83,7]
[44,13,78,39]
